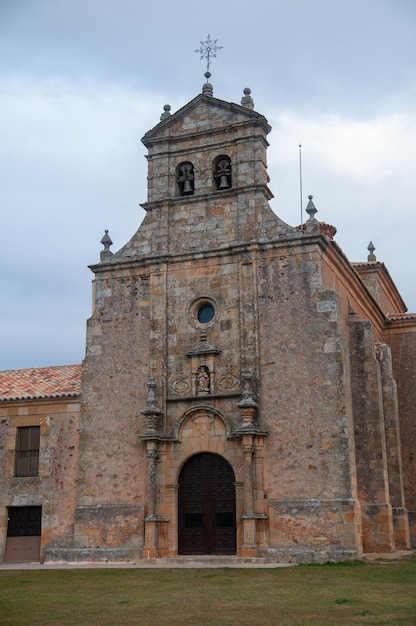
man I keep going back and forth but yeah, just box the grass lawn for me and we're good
[0,558,415,625]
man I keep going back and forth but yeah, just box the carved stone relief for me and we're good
[170,356,240,397]
[216,358,240,392]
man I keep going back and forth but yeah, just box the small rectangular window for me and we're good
[14,426,40,477]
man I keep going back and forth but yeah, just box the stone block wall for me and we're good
[78,268,151,508]
[47,503,145,562]
[258,242,355,502]
[387,322,416,546]
[267,498,362,563]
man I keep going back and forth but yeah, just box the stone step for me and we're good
[151,555,291,568]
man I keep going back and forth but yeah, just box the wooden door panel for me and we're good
[178,453,236,555]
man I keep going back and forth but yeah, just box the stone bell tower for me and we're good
[133,80,287,558]
[64,74,294,561]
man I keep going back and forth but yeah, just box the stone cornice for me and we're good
[88,231,327,275]
[166,392,240,403]
[142,93,271,148]
[144,125,270,155]
[140,183,274,212]
[89,230,405,335]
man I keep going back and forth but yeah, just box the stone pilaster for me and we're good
[349,319,394,552]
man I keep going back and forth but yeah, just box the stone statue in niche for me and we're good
[196,365,210,395]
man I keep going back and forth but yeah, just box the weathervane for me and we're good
[195,35,223,80]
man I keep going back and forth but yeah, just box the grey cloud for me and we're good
[1,0,415,368]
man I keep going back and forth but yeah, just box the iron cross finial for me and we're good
[195,35,223,79]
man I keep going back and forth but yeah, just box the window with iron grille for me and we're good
[14,426,40,477]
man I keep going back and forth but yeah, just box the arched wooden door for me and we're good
[178,453,236,555]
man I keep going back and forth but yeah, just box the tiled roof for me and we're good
[351,261,381,268]
[0,364,81,402]
[387,312,416,321]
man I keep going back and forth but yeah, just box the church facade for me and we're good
[1,83,415,564]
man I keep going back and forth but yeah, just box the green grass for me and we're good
[0,558,415,625]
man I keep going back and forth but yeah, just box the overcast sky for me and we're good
[1,0,415,370]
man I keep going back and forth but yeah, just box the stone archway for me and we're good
[178,452,236,555]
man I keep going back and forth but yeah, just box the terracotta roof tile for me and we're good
[0,364,81,402]
[387,312,416,321]
[351,261,381,268]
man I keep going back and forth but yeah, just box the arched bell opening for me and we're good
[213,155,232,191]
[176,161,195,196]
[178,452,236,555]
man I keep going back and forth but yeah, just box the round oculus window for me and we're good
[197,303,215,324]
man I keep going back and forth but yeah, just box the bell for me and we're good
[218,175,230,190]
[183,179,193,195]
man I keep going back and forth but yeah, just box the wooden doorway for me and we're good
[178,453,236,555]
[3,506,42,562]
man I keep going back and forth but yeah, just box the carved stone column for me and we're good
[238,369,258,429]
[234,373,268,557]
[143,442,160,558]
[147,446,158,517]
[142,441,169,559]
[140,378,167,558]
[241,436,257,557]
[141,378,162,435]
[243,439,255,515]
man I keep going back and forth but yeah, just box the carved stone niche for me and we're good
[140,378,163,438]
[238,369,258,428]
[196,364,210,395]
[186,330,220,396]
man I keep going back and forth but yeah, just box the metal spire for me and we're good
[195,35,223,81]
[299,142,303,229]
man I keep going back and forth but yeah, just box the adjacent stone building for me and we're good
[1,82,415,563]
